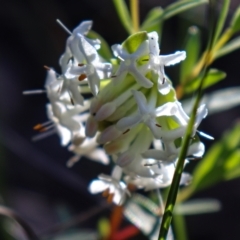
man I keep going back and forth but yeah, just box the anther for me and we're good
[102,188,110,197]
[107,193,114,203]
[162,77,165,84]
[43,65,51,71]
[78,63,85,67]
[39,127,48,132]
[155,124,161,127]
[33,124,43,130]
[70,98,74,105]
[123,129,130,134]
[78,74,87,81]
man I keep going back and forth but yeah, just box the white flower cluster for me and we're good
[29,21,207,205]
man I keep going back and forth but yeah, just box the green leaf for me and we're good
[215,36,240,59]
[180,26,201,83]
[140,7,163,35]
[184,68,226,94]
[140,1,207,35]
[122,31,148,54]
[230,6,240,33]
[162,0,208,20]
[112,0,133,34]
[212,0,230,46]
[191,122,240,192]
[87,31,113,61]
[182,87,240,116]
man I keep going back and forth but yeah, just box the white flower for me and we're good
[46,102,84,146]
[89,166,130,205]
[124,169,191,191]
[70,35,112,96]
[60,60,85,106]
[111,42,153,88]
[67,135,109,167]
[142,141,205,165]
[116,90,178,138]
[59,20,100,72]
[147,32,186,95]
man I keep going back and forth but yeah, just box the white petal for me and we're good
[68,84,84,105]
[111,44,122,58]
[79,35,98,63]
[88,180,108,194]
[188,142,205,157]
[180,173,192,186]
[85,115,98,137]
[87,148,110,165]
[155,102,177,117]
[130,64,153,88]
[117,151,135,167]
[161,51,186,66]
[111,165,123,181]
[116,114,141,131]
[158,80,171,95]
[148,31,160,56]
[194,104,208,129]
[56,124,71,146]
[95,102,116,121]
[98,125,122,143]
[132,90,148,113]
[73,21,93,35]
[86,68,100,96]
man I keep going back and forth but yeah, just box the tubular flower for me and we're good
[29,21,209,207]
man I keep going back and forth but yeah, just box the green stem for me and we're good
[130,0,139,33]
[158,98,200,239]
[158,1,217,237]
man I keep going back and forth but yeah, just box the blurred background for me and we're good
[0,0,240,239]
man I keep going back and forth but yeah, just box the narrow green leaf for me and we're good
[182,87,240,116]
[215,36,240,59]
[140,7,163,34]
[112,0,133,34]
[88,31,113,61]
[180,26,201,83]
[140,1,207,34]
[175,199,221,215]
[122,31,148,53]
[212,0,230,46]
[184,69,226,94]
[162,0,208,21]
[230,6,240,33]
[191,122,240,192]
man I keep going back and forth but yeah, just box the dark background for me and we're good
[1,0,240,239]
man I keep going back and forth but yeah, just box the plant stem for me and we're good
[130,0,139,33]
[158,1,218,236]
